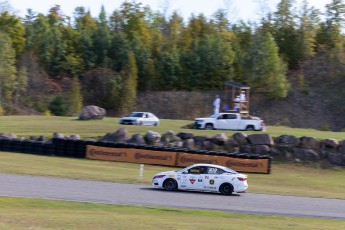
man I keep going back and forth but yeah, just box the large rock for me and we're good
[299,136,320,151]
[322,138,339,149]
[294,148,319,161]
[78,105,106,120]
[183,139,195,149]
[328,153,345,166]
[127,134,146,145]
[144,130,161,145]
[254,145,271,154]
[247,134,274,146]
[176,132,194,140]
[275,135,299,148]
[338,140,345,154]
[161,130,179,145]
[99,128,129,143]
[232,132,248,145]
[0,133,17,139]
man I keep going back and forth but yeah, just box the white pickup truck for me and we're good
[194,113,266,131]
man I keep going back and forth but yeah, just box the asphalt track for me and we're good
[1,173,344,220]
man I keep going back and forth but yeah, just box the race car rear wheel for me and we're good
[163,179,177,191]
[219,183,234,195]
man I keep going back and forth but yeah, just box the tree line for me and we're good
[0,0,345,116]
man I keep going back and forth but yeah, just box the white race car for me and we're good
[152,163,248,195]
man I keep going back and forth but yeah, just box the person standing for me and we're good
[240,90,246,102]
[213,95,220,115]
[233,95,240,112]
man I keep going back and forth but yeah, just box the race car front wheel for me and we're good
[163,179,177,191]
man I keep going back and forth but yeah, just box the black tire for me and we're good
[163,179,178,191]
[205,124,214,130]
[219,183,234,195]
[245,125,255,131]
[154,122,158,126]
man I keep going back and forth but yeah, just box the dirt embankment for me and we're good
[136,84,345,131]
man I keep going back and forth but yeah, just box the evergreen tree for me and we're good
[0,11,25,55]
[243,30,289,99]
[93,6,111,67]
[14,66,27,106]
[66,77,83,116]
[272,0,301,68]
[296,0,319,62]
[73,7,98,70]
[181,34,234,90]
[119,51,138,115]
[0,32,17,110]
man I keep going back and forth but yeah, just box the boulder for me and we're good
[53,132,65,139]
[161,130,179,145]
[294,148,319,161]
[99,128,129,143]
[247,134,274,146]
[144,130,161,145]
[203,141,215,150]
[210,133,228,145]
[328,153,345,166]
[78,105,106,120]
[0,133,17,139]
[275,135,299,148]
[193,136,209,144]
[176,132,194,140]
[299,136,320,151]
[320,138,339,150]
[68,134,81,140]
[232,132,248,145]
[127,134,146,145]
[338,140,345,154]
[254,145,271,154]
[183,139,195,149]
[239,145,252,153]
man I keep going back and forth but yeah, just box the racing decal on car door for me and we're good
[189,178,196,184]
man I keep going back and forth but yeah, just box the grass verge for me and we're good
[0,197,344,230]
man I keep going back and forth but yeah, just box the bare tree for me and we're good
[254,0,271,20]
[222,0,239,22]
[159,0,171,18]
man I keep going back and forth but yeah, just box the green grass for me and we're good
[1,115,345,228]
[0,115,344,140]
[0,197,344,230]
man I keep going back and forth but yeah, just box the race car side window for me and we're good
[207,167,225,174]
[188,166,205,174]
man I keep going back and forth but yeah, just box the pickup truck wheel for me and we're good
[205,124,214,130]
[246,125,255,131]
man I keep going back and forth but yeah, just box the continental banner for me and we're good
[86,145,177,166]
[176,152,270,174]
[86,145,270,173]
[219,156,270,174]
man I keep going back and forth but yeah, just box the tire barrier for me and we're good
[0,138,272,173]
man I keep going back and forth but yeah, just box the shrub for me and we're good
[320,123,331,131]
[48,95,68,116]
